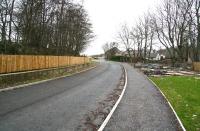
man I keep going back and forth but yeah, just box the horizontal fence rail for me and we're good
[193,62,200,72]
[0,55,90,74]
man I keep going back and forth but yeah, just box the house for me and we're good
[105,48,170,61]
[104,47,122,59]
[157,49,170,59]
[121,50,140,57]
[154,54,166,61]
[146,49,165,61]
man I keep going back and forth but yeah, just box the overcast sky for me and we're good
[82,0,161,56]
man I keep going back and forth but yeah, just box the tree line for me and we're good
[0,0,93,56]
[116,0,200,64]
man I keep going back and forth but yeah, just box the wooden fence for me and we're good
[193,62,200,72]
[0,55,91,74]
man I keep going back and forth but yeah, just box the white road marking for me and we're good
[98,65,128,131]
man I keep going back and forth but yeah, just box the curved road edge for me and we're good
[0,65,98,93]
[98,65,128,131]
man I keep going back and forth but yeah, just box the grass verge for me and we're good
[150,76,200,131]
[0,63,97,90]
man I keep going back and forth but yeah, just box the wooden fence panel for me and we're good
[24,55,31,71]
[17,55,21,71]
[31,56,36,70]
[0,55,90,74]
[9,55,16,73]
[45,56,49,69]
[193,62,200,71]
[0,55,2,73]
[2,55,7,73]
[6,55,12,73]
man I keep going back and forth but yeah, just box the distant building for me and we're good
[153,54,166,61]
[105,47,122,59]
[104,47,175,62]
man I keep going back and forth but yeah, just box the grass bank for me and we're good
[150,76,200,131]
[0,62,97,90]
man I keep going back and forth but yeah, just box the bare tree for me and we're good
[118,24,134,63]
[102,42,118,60]
[129,14,155,62]
[130,24,143,59]
[141,15,150,61]
[0,0,93,55]
[152,0,194,64]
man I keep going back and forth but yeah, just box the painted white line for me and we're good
[146,76,186,131]
[98,66,128,131]
[0,65,97,92]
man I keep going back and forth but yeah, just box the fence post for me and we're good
[14,55,17,72]
[6,55,8,73]
[58,56,59,67]
[0,54,2,73]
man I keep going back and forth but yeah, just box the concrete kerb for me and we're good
[0,65,97,92]
[98,65,128,131]
[146,76,186,131]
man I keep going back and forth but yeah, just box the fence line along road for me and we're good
[0,55,91,74]
[193,62,200,71]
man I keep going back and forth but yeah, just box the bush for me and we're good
[110,56,130,62]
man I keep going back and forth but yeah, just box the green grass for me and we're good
[150,76,200,131]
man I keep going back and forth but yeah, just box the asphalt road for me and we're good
[0,62,122,131]
[105,63,180,131]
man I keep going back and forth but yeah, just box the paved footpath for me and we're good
[105,63,181,131]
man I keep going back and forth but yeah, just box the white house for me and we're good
[154,54,166,61]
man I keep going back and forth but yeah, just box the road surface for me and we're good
[0,62,180,131]
[0,62,122,131]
